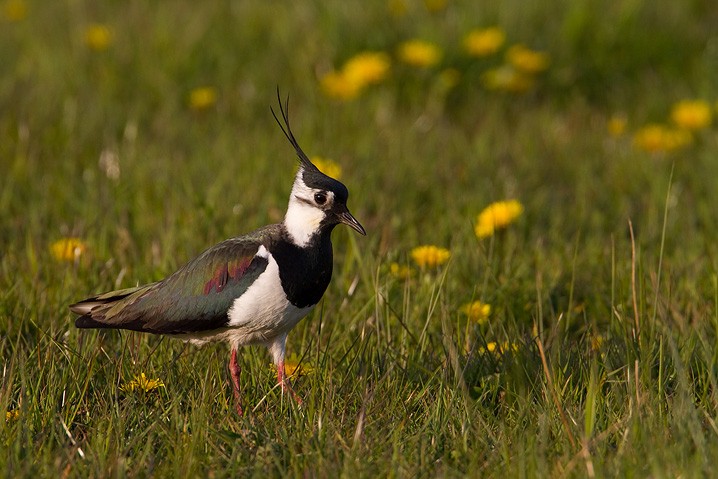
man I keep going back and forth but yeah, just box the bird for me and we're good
[69,92,366,415]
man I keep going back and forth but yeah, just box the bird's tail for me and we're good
[70,285,150,328]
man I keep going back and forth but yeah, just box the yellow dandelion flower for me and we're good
[5,409,20,421]
[670,99,712,130]
[51,238,88,262]
[482,65,535,93]
[475,200,524,239]
[479,341,519,355]
[3,0,27,22]
[607,115,627,137]
[463,27,505,57]
[397,39,442,68]
[343,51,391,86]
[633,124,667,152]
[423,0,448,13]
[506,44,550,73]
[284,361,309,378]
[632,124,692,153]
[590,334,604,352]
[320,70,363,101]
[320,52,390,101]
[188,87,217,111]
[271,353,314,379]
[322,79,353,101]
[389,262,413,280]
[460,301,491,324]
[320,52,391,100]
[410,245,450,269]
[120,373,165,393]
[310,156,342,180]
[84,24,113,51]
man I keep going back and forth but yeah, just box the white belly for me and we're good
[179,246,313,347]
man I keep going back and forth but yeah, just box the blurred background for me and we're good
[2,0,717,256]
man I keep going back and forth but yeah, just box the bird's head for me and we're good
[272,92,366,248]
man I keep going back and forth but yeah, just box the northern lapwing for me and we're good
[70,93,366,415]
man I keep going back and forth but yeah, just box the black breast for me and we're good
[269,234,334,308]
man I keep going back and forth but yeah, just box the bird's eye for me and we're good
[314,192,328,205]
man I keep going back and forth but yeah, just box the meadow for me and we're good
[2,0,718,476]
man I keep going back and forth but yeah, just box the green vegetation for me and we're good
[2,0,718,476]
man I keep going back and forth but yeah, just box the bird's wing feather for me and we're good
[72,225,281,334]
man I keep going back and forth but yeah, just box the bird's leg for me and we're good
[268,334,303,406]
[276,359,303,405]
[229,348,243,416]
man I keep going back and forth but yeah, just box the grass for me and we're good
[2,0,718,476]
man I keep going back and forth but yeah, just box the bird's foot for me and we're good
[280,380,303,406]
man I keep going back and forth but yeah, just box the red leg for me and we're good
[229,348,243,416]
[276,359,303,405]
[268,334,303,406]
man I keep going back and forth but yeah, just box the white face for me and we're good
[284,170,335,247]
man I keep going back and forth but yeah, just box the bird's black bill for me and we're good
[338,210,366,235]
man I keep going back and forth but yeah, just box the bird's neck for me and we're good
[283,196,326,248]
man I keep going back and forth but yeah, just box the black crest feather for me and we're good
[271,87,318,173]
